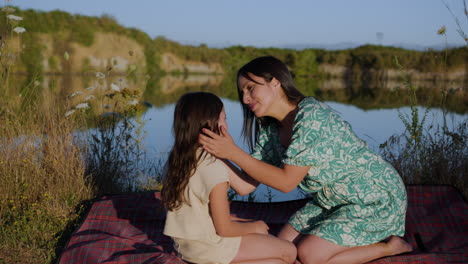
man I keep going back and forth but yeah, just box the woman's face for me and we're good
[238,73,280,117]
[217,107,228,131]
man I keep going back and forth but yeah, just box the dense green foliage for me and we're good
[1,7,466,113]
[2,8,466,82]
[316,44,467,72]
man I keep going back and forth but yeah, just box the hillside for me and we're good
[1,7,466,113]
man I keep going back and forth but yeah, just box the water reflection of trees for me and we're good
[3,73,466,114]
[313,78,466,113]
[143,74,467,113]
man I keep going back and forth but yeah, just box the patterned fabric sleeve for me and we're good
[282,98,332,167]
[250,125,277,165]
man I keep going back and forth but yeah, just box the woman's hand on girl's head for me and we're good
[199,126,239,160]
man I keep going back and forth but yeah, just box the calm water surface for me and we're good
[139,97,466,202]
[6,73,466,201]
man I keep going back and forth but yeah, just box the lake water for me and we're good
[6,74,465,201]
[139,97,466,202]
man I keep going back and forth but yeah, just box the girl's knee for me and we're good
[297,245,312,264]
[283,241,298,263]
[297,243,326,264]
[270,239,297,263]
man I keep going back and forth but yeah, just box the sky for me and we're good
[10,0,468,50]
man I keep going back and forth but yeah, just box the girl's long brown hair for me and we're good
[161,92,223,211]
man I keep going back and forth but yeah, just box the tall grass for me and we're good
[0,4,160,263]
[379,85,468,198]
[0,5,93,263]
[380,116,467,197]
[85,111,163,194]
[379,15,468,198]
[0,83,161,264]
[0,107,95,264]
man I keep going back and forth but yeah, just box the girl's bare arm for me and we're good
[209,182,269,237]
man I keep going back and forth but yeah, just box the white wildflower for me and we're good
[128,99,138,106]
[75,103,90,109]
[13,27,26,34]
[33,80,40,86]
[95,72,105,79]
[84,95,95,101]
[69,91,83,98]
[85,86,95,91]
[7,14,23,21]
[65,109,76,117]
[110,83,121,92]
[2,7,15,13]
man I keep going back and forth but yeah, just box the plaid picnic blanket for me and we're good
[58,185,468,263]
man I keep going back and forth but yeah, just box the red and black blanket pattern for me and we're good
[58,185,468,263]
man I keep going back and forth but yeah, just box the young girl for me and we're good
[162,92,296,264]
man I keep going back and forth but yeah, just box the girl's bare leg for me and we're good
[296,234,412,264]
[277,223,303,244]
[232,259,286,264]
[277,224,305,264]
[231,233,297,264]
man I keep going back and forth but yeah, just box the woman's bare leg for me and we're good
[329,236,413,264]
[296,235,412,264]
[231,233,297,264]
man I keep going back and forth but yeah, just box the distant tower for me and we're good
[376,32,384,45]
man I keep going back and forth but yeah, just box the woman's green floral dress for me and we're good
[251,97,407,247]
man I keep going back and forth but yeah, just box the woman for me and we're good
[199,56,412,264]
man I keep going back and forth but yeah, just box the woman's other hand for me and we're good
[199,126,239,159]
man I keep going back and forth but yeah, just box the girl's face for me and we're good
[238,73,280,118]
[218,107,228,131]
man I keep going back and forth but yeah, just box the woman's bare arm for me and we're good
[200,127,310,192]
[221,159,259,196]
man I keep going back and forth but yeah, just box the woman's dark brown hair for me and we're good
[237,56,305,151]
[161,92,223,211]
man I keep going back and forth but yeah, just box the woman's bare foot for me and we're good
[386,236,413,256]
